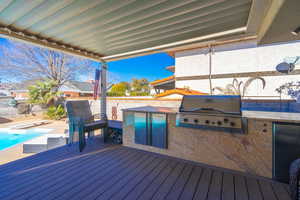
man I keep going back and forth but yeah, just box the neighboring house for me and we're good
[0,82,15,96]
[59,81,94,98]
[10,80,95,99]
[150,75,175,94]
[166,39,300,99]
[150,65,206,98]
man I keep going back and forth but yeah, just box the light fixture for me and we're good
[291,26,300,36]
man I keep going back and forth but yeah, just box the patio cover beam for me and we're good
[0,26,102,62]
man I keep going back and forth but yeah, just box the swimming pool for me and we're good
[0,128,51,151]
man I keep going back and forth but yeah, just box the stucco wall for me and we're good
[175,40,300,98]
[88,98,181,120]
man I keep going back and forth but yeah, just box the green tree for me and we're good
[131,78,150,96]
[28,80,61,106]
[108,81,130,96]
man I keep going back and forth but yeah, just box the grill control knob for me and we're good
[230,122,235,127]
[217,121,222,126]
[205,120,210,124]
[194,119,199,123]
[183,118,188,122]
[224,118,229,123]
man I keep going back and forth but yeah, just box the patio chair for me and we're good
[66,100,107,152]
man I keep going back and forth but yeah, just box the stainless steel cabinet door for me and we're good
[151,113,167,149]
[134,112,149,145]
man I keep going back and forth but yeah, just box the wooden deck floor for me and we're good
[0,139,291,200]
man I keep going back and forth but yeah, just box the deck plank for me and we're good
[178,166,203,200]
[235,175,248,200]
[272,182,292,200]
[136,160,178,200]
[0,146,121,199]
[76,152,155,200]
[3,147,125,200]
[259,180,278,200]
[0,139,106,175]
[55,149,149,200]
[207,170,223,200]
[1,145,116,188]
[151,162,185,200]
[110,158,169,200]
[27,149,135,200]
[246,177,263,200]
[222,173,235,200]
[165,164,193,200]
[193,168,213,200]
[99,156,163,200]
[117,158,170,200]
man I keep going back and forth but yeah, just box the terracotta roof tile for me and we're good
[155,88,207,98]
[150,76,175,86]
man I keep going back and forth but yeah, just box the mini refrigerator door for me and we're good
[273,122,300,183]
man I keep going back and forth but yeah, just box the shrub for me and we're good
[107,91,126,96]
[129,91,149,96]
[46,104,66,120]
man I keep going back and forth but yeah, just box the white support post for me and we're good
[100,61,108,121]
[208,45,213,95]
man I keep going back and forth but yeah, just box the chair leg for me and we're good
[78,120,86,152]
[88,131,94,138]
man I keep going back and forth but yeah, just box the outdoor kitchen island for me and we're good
[122,105,300,183]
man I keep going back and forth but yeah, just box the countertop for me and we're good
[123,106,300,123]
[242,110,300,123]
[123,106,178,113]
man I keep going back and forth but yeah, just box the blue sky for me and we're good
[0,37,174,83]
[107,53,174,82]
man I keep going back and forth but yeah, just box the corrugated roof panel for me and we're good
[0,0,44,25]
[0,0,259,60]
[105,9,250,49]
[103,0,250,42]
[13,0,75,29]
[29,0,105,33]
[51,0,167,40]
[0,0,14,13]
[64,0,224,44]
[104,17,247,55]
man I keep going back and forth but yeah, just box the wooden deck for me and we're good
[0,139,291,200]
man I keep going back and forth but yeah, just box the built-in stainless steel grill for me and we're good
[176,95,247,134]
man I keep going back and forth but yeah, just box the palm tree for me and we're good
[213,77,266,97]
[28,80,61,106]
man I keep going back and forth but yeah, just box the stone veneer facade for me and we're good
[123,111,272,178]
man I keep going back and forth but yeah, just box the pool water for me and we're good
[0,129,50,151]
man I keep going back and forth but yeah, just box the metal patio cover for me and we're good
[0,0,298,61]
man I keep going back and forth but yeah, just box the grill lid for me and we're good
[179,95,241,115]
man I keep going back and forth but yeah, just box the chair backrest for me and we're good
[66,100,93,122]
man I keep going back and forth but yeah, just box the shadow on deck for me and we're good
[0,138,291,200]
